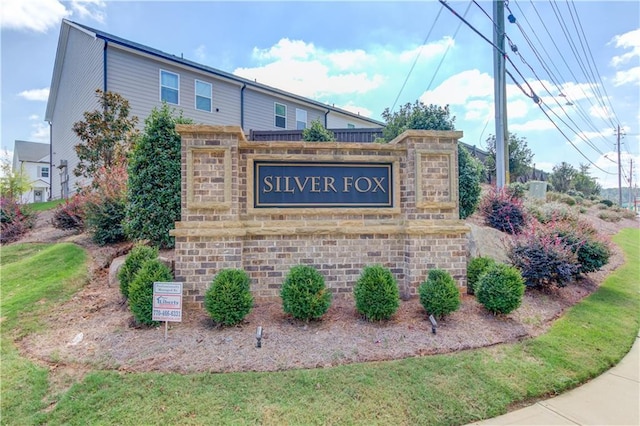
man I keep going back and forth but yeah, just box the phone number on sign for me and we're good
[153,309,181,318]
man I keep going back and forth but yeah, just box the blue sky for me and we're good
[1,0,638,188]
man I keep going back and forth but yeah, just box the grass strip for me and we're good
[41,228,639,425]
[28,199,66,212]
[0,243,88,425]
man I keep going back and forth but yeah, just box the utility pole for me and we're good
[493,0,508,188]
[616,124,622,206]
[629,158,633,210]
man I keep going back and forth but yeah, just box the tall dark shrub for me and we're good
[84,197,127,246]
[280,265,332,321]
[125,104,192,248]
[507,225,579,289]
[354,265,400,321]
[546,221,612,277]
[118,244,159,299]
[458,145,483,219]
[204,269,253,326]
[128,259,173,326]
[418,269,460,318]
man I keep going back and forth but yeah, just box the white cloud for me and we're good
[70,0,106,23]
[612,66,640,86]
[235,37,456,101]
[234,38,392,99]
[534,162,555,173]
[30,122,50,143]
[0,0,106,32]
[29,114,40,120]
[194,44,207,63]
[18,88,50,101]
[420,69,493,106]
[509,119,556,132]
[0,0,69,32]
[610,29,640,67]
[336,102,372,118]
[589,105,614,120]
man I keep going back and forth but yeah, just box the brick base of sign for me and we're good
[171,126,470,310]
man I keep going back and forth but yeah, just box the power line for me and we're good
[390,4,444,112]
[506,1,617,151]
[440,0,614,175]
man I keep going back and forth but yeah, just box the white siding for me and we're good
[107,46,242,128]
[50,28,103,198]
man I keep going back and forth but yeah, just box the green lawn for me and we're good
[1,229,638,425]
[27,198,66,212]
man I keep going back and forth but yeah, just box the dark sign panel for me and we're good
[254,161,393,208]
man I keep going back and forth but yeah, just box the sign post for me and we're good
[152,282,183,340]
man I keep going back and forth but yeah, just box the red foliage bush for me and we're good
[479,187,527,234]
[1,197,37,244]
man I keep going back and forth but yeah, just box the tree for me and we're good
[549,162,577,193]
[0,156,31,201]
[485,133,534,183]
[381,101,455,142]
[572,164,602,197]
[125,103,192,248]
[458,145,484,219]
[302,119,335,141]
[72,89,139,183]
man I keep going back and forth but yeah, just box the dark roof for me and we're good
[67,20,385,127]
[14,140,49,163]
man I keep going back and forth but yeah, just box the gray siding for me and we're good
[327,112,379,129]
[107,46,242,128]
[50,28,103,198]
[243,89,325,132]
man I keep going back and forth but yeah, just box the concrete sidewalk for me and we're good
[471,333,640,425]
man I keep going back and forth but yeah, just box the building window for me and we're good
[347,123,355,129]
[160,70,179,104]
[39,166,49,178]
[275,103,286,128]
[195,80,212,112]
[296,108,307,130]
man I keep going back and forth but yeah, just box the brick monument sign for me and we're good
[171,125,469,309]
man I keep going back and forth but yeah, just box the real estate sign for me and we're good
[152,282,183,322]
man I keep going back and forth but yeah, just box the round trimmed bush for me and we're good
[118,244,159,299]
[280,265,331,321]
[418,269,460,318]
[467,256,496,295]
[128,259,173,326]
[354,265,400,321]
[204,269,253,326]
[476,263,525,315]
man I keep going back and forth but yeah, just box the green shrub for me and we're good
[418,269,460,318]
[118,244,159,299]
[550,221,612,276]
[597,210,622,222]
[354,265,400,321]
[128,259,173,326]
[598,199,614,207]
[204,269,253,326]
[559,194,576,206]
[302,119,335,142]
[280,265,331,321]
[476,263,525,314]
[84,196,127,246]
[125,104,192,248]
[458,145,483,219]
[467,256,496,295]
[506,182,527,199]
[524,201,577,224]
